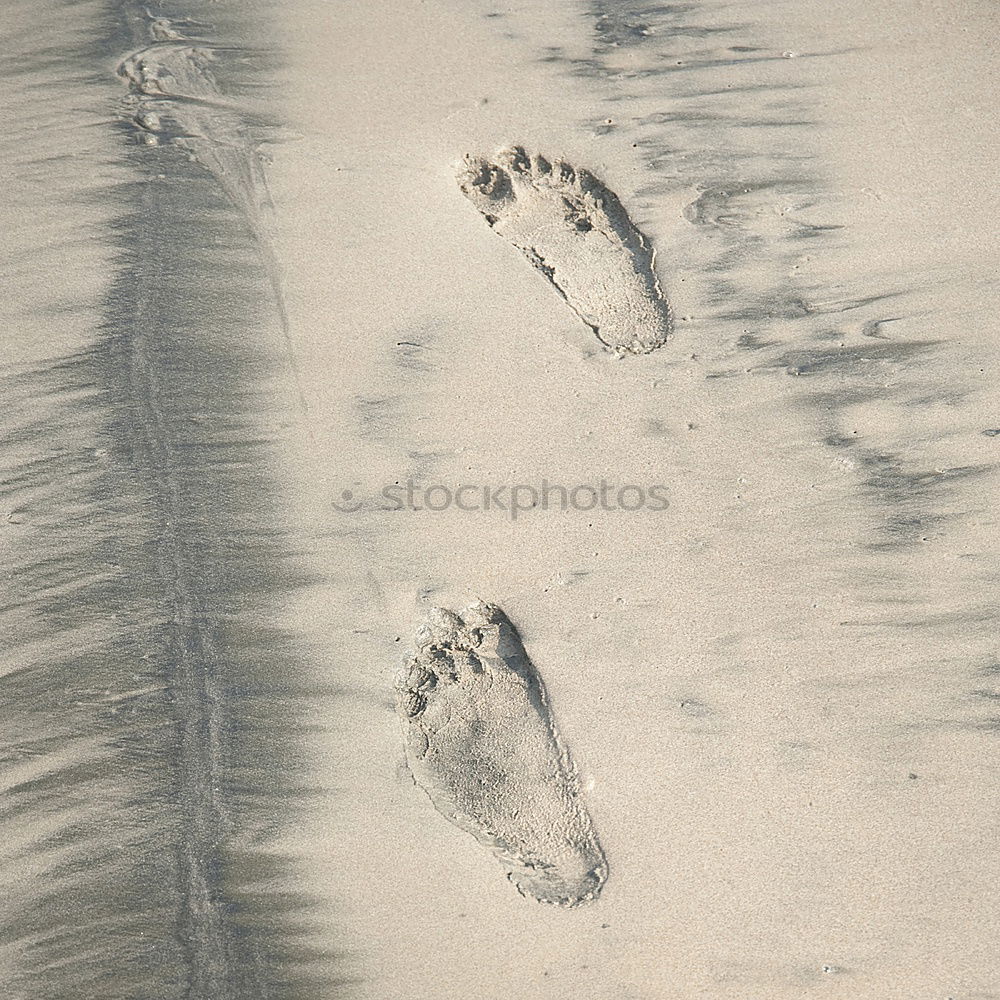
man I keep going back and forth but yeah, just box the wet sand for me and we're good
[3,1,999,998]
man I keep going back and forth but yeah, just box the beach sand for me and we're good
[3,1,999,997]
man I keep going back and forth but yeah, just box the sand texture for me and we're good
[458,147,672,354]
[398,602,607,905]
[3,0,1000,998]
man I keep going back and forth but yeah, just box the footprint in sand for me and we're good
[457,145,672,355]
[397,601,607,906]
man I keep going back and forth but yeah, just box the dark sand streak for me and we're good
[1,2,329,997]
[563,0,982,563]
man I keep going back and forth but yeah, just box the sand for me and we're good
[3,0,1000,998]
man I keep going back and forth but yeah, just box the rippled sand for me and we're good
[3,1,999,998]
